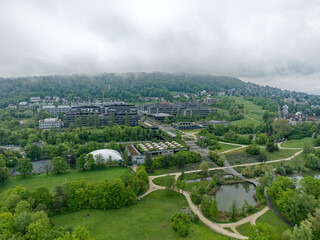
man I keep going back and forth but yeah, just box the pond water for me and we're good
[186,174,234,183]
[290,171,320,186]
[212,182,256,212]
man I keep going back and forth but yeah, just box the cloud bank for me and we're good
[0,0,320,92]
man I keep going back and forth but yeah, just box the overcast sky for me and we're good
[1,0,320,93]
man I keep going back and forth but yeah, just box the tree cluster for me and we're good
[144,151,201,173]
[1,186,94,240]
[267,176,320,225]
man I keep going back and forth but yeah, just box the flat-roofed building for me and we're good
[39,105,71,116]
[30,96,41,102]
[126,145,146,165]
[39,117,62,129]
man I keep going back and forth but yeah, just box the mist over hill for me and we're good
[0,72,313,107]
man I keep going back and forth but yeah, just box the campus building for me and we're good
[38,105,71,116]
[39,117,62,129]
[126,141,188,165]
[62,102,140,127]
[139,101,216,119]
[172,122,201,130]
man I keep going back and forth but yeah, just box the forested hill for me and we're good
[0,72,246,106]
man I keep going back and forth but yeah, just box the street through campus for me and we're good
[138,139,303,239]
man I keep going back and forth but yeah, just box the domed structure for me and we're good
[89,149,122,163]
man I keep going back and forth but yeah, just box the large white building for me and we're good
[89,149,123,163]
[39,117,62,129]
[38,105,71,116]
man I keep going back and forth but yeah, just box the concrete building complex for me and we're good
[38,105,71,116]
[139,101,216,119]
[126,141,188,165]
[62,102,139,127]
[39,117,62,129]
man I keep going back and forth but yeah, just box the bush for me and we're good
[255,133,269,145]
[257,152,267,162]
[190,190,202,205]
[177,223,189,237]
[209,150,225,166]
[171,212,190,237]
[305,153,320,170]
[190,213,199,223]
[200,195,212,218]
[246,144,261,155]
[266,141,279,153]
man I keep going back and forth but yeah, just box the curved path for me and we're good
[140,174,273,239]
[152,149,303,179]
[136,141,303,239]
[141,176,249,239]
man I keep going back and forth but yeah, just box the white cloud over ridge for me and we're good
[0,0,320,92]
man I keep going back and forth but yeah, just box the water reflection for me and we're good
[212,183,256,212]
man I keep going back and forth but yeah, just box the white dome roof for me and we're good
[89,149,122,163]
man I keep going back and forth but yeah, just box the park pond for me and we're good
[290,171,320,186]
[211,182,256,212]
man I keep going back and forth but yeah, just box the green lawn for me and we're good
[225,148,300,165]
[256,210,291,234]
[185,180,209,191]
[224,227,234,233]
[235,210,291,237]
[263,148,300,160]
[150,162,216,176]
[236,222,251,236]
[281,137,313,148]
[219,143,242,152]
[234,117,260,126]
[229,96,264,126]
[51,190,233,240]
[230,97,264,122]
[152,175,172,187]
[0,167,130,198]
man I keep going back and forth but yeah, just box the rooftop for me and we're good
[136,141,184,152]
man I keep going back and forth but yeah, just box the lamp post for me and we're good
[10,159,13,169]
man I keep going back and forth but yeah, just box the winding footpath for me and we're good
[137,141,303,239]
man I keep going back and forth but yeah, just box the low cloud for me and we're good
[0,0,320,93]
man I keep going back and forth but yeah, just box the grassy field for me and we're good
[219,143,242,152]
[235,210,291,237]
[256,210,291,234]
[51,190,233,240]
[281,137,313,148]
[0,167,130,198]
[150,162,216,176]
[152,175,172,187]
[233,117,260,126]
[152,175,210,191]
[229,97,264,126]
[185,180,209,191]
[225,147,300,165]
[224,227,233,233]
[236,222,251,236]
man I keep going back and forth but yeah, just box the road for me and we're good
[0,145,21,151]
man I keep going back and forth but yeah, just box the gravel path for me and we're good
[135,140,303,239]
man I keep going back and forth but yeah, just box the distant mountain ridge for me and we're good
[0,72,314,107]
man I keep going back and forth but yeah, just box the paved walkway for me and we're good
[137,140,304,239]
[139,177,249,239]
[140,175,272,239]
[152,149,303,179]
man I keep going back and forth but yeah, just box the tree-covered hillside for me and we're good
[0,72,245,106]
